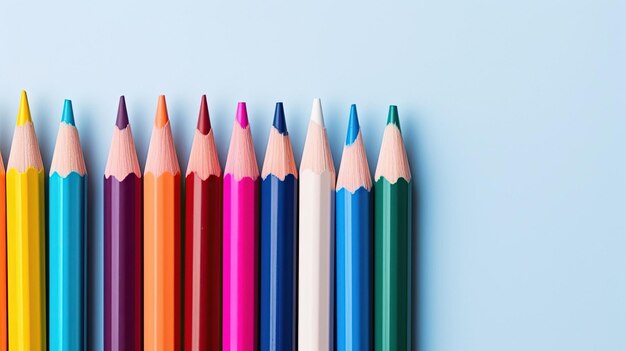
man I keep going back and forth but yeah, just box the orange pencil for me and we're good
[0,152,5,351]
[144,95,182,350]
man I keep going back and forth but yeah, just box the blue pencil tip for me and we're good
[61,99,75,125]
[346,104,360,145]
[273,102,288,135]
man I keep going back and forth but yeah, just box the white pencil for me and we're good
[298,98,336,351]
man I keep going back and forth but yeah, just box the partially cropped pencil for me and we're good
[49,100,87,351]
[144,95,182,350]
[0,151,6,351]
[223,102,259,350]
[260,103,298,351]
[298,98,336,351]
[336,105,372,351]
[374,106,412,351]
[7,90,46,350]
[184,95,222,350]
[104,96,142,351]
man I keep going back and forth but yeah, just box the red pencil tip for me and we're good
[236,102,249,128]
[155,95,169,128]
[197,95,211,135]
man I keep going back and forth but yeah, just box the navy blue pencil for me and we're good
[336,104,373,350]
[260,102,298,350]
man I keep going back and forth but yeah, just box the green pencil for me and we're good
[374,105,412,351]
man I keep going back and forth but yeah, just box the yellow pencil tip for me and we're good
[16,90,32,125]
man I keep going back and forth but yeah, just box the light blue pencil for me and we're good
[336,105,373,351]
[49,100,88,351]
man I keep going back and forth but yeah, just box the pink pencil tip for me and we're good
[236,102,249,128]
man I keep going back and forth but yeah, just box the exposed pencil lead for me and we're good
[236,102,249,128]
[155,95,169,128]
[61,99,75,125]
[346,104,360,145]
[387,105,401,131]
[310,98,325,126]
[197,95,211,135]
[116,96,129,129]
[272,102,288,135]
[17,90,32,126]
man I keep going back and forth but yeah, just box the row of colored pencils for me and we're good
[0,91,411,351]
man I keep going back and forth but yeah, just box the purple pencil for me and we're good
[104,96,142,350]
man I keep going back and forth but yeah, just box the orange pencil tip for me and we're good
[155,95,169,128]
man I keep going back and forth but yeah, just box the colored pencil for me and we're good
[260,103,298,351]
[223,102,260,350]
[184,95,222,350]
[104,96,142,351]
[0,150,5,351]
[298,98,336,351]
[144,95,182,350]
[6,90,46,350]
[49,100,88,351]
[374,106,412,351]
[336,105,372,351]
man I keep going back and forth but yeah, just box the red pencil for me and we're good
[184,96,222,350]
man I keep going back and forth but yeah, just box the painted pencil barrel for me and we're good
[223,174,259,350]
[7,168,47,350]
[336,187,372,350]
[260,175,297,351]
[298,171,335,351]
[49,172,87,350]
[144,172,182,350]
[184,174,222,350]
[104,175,142,351]
[374,178,412,351]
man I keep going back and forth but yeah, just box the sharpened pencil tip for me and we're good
[61,99,75,125]
[387,105,401,131]
[236,102,249,128]
[116,96,129,129]
[346,104,360,145]
[197,95,211,135]
[155,95,169,128]
[17,90,32,126]
[310,98,325,126]
[273,102,288,135]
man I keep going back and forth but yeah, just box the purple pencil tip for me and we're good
[116,96,129,129]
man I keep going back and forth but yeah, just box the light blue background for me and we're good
[1,1,625,350]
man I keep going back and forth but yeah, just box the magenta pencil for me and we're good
[223,102,260,350]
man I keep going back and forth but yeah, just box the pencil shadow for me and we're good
[86,170,101,350]
[405,111,422,351]
[412,174,422,351]
[80,107,103,351]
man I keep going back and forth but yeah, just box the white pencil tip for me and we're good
[310,98,325,126]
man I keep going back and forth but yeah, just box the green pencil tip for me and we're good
[61,99,75,125]
[387,105,400,131]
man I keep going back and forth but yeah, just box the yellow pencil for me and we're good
[6,91,46,350]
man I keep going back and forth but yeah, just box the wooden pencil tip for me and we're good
[197,95,211,135]
[155,95,169,128]
[17,90,32,126]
